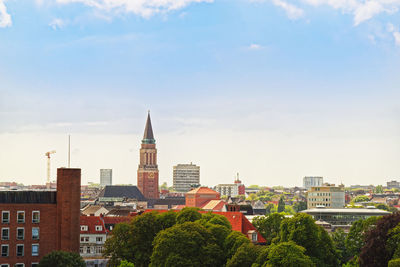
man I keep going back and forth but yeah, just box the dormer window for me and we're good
[95,225,102,231]
[81,225,88,231]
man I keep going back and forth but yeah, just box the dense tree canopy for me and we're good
[359,213,400,267]
[39,250,85,267]
[345,216,379,258]
[252,213,284,244]
[267,242,315,267]
[150,222,225,267]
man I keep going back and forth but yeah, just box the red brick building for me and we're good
[0,168,81,267]
[137,112,159,199]
[185,187,221,208]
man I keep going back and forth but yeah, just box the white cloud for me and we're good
[56,0,214,18]
[387,22,400,46]
[0,0,12,28]
[248,43,264,50]
[49,18,67,30]
[272,0,304,19]
[302,0,400,26]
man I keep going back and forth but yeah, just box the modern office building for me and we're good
[100,169,112,187]
[387,180,400,189]
[0,168,81,267]
[137,112,159,199]
[303,176,323,190]
[301,207,390,226]
[307,184,345,209]
[173,163,200,192]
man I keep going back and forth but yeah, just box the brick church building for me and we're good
[0,168,81,267]
[137,112,159,199]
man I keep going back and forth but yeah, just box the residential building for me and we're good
[387,180,400,189]
[303,176,323,190]
[0,168,81,267]
[307,185,345,209]
[100,169,112,187]
[81,205,109,217]
[79,216,107,259]
[173,163,200,192]
[137,112,159,199]
[215,184,239,197]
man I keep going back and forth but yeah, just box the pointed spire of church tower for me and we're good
[142,111,155,144]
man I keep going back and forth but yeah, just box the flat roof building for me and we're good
[301,207,390,226]
[303,176,323,190]
[100,169,112,187]
[307,185,345,210]
[173,163,200,192]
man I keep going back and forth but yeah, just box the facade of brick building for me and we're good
[0,168,81,267]
[185,187,221,208]
[137,112,159,199]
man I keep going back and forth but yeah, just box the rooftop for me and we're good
[301,208,391,214]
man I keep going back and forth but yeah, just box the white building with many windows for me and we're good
[80,216,107,259]
[173,163,200,192]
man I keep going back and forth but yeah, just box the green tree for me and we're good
[331,228,351,265]
[279,213,338,266]
[267,242,315,267]
[375,185,384,193]
[39,250,85,267]
[345,216,379,258]
[224,231,251,259]
[351,195,370,203]
[359,213,400,267]
[293,201,308,213]
[104,212,164,267]
[252,213,284,245]
[389,258,400,267]
[118,260,135,267]
[176,207,202,223]
[265,203,276,214]
[150,222,225,267]
[277,196,285,213]
[247,193,257,201]
[226,243,261,267]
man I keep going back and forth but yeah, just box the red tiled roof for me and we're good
[80,215,107,234]
[186,187,219,195]
[142,209,266,244]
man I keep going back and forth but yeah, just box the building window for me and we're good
[16,244,24,256]
[17,228,24,240]
[32,228,39,240]
[95,246,103,254]
[1,228,9,240]
[17,211,25,223]
[31,263,39,267]
[96,237,103,243]
[0,264,10,267]
[14,264,24,267]
[32,244,39,256]
[252,232,258,242]
[1,244,8,257]
[95,225,102,231]
[86,247,91,254]
[79,247,83,254]
[1,211,9,224]
[32,211,40,223]
[80,225,88,231]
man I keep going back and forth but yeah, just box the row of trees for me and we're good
[253,212,400,267]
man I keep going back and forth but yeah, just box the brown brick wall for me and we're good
[0,204,57,266]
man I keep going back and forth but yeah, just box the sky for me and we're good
[0,0,400,187]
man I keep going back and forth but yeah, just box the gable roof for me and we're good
[82,205,108,216]
[201,200,226,211]
[80,216,107,234]
[98,185,146,201]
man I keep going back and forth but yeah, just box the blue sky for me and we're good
[0,0,400,187]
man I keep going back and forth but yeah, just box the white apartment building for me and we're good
[100,169,112,187]
[173,163,200,192]
[303,176,323,190]
[215,184,239,197]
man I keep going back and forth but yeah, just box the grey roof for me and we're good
[147,197,185,208]
[301,208,390,215]
[0,191,56,204]
[143,112,155,141]
[98,186,146,201]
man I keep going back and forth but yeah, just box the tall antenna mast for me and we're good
[68,135,71,168]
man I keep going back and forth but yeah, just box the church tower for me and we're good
[137,112,159,199]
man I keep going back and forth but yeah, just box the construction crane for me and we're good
[45,150,56,189]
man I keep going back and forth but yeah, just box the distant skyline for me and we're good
[1,0,399,187]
